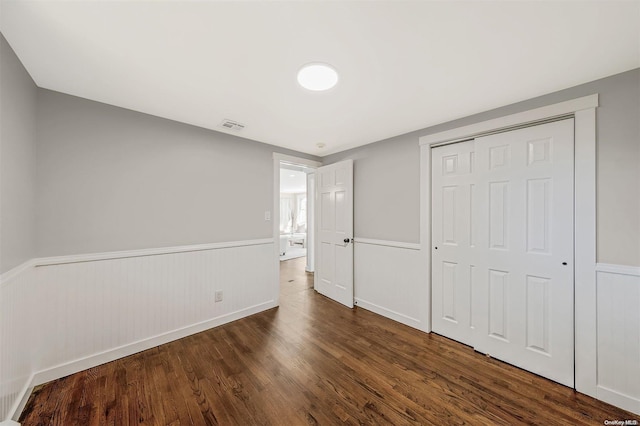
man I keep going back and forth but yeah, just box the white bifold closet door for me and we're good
[431,119,575,387]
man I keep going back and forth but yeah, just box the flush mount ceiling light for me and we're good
[297,63,339,91]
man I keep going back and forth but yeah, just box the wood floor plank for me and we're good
[19,257,638,425]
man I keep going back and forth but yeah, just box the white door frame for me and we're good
[272,153,322,306]
[419,94,598,397]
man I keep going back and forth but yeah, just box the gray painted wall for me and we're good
[325,68,640,267]
[36,89,319,257]
[3,34,638,267]
[0,34,37,273]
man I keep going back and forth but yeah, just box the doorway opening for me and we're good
[272,154,321,304]
[279,164,313,268]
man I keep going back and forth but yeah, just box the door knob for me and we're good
[344,238,351,243]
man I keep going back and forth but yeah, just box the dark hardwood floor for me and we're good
[20,256,636,425]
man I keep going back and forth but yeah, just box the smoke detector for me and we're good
[219,119,245,131]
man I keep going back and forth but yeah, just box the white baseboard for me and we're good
[597,385,640,416]
[6,378,33,425]
[31,300,277,386]
[354,298,423,331]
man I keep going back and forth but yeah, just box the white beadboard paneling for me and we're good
[31,242,276,383]
[596,264,640,415]
[354,241,428,331]
[0,262,36,421]
[0,240,276,421]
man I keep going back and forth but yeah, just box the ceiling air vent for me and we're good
[219,119,245,131]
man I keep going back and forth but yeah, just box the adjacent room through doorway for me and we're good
[279,163,314,273]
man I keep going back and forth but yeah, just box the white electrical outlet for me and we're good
[214,291,223,302]
[264,210,271,221]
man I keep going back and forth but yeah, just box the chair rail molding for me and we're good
[354,238,421,251]
[34,238,273,267]
[596,263,640,276]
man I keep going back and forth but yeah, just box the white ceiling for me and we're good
[1,1,638,156]
[280,168,307,194]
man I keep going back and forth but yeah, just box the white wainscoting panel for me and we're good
[596,263,640,415]
[0,240,276,422]
[0,262,36,422]
[354,239,428,331]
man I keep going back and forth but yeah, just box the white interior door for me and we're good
[315,160,354,308]
[474,119,575,387]
[431,119,575,387]
[431,140,476,347]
